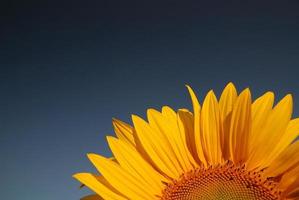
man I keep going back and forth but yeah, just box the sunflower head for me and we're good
[74,83,299,200]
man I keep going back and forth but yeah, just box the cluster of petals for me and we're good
[74,83,299,200]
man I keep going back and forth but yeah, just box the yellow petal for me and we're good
[87,154,154,200]
[249,91,274,153]
[161,106,196,170]
[112,118,135,146]
[229,88,251,164]
[219,82,237,160]
[107,136,167,195]
[265,141,299,177]
[80,174,122,194]
[73,173,127,200]
[247,94,292,169]
[149,107,186,171]
[278,164,299,195]
[262,118,299,168]
[201,90,223,164]
[147,108,190,172]
[132,114,181,179]
[177,109,200,166]
[186,85,207,166]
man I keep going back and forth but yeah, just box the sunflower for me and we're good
[74,83,299,200]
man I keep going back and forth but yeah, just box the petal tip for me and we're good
[185,84,191,89]
[240,88,251,98]
[106,135,116,142]
[131,114,139,122]
[186,84,195,94]
[207,89,216,97]
[226,82,236,88]
[73,172,89,180]
[87,153,100,161]
[112,117,120,124]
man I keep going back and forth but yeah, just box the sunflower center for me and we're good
[161,162,281,200]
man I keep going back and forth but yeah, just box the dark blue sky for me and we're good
[1,1,299,199]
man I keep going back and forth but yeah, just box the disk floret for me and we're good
[161,161,282,200]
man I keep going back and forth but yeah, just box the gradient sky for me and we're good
[1,1,299,199]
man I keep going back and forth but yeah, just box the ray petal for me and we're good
[248,94,292,169]
[229,88,251,164]
[161,106,196,170]
[177,109,200,166]
[87,154,154,200]
[107,136,167,195]
[265,141,299,177]
[132,114,181,179]
[112,118,135,146]
[219,82,237,160]
[186,85,207,166]
[261,118,299,167]
[201,90,223,164]
[147,108,186,171]
[73,173,128,200]
[249,91,274,153]
[278,164,299,196]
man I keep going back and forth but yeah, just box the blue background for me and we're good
[1,1,299,199]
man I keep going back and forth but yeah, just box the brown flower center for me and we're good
[161,162,282,200]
